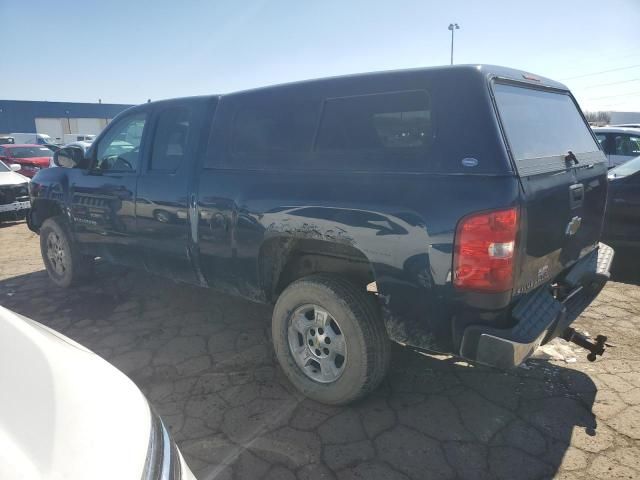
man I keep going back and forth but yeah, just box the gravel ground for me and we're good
[1,221,639,480]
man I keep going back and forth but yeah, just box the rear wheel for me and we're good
[40,216,92,288]
[272,274,390,405]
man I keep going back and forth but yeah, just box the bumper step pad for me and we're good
[511,287,561,343]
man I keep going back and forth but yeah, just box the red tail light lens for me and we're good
[453,207,519,293]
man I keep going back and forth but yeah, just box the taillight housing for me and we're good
[453,207,519,293]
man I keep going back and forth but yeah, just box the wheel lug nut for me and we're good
[315,349,321,356]
[323,348,329,355]
[310,329,315,335]
[325,338,331,344]
[318,328,324,335]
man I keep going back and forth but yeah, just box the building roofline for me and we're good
[0,99,134,108]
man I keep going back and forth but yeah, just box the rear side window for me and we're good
[493,83,598,162]
[316,91,432,151]
[231,101,318,157]
[150,106,191,172]
[613,134,640,156]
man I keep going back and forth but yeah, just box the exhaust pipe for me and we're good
[562,327,607,362]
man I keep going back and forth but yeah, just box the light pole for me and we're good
[448,23,460,65]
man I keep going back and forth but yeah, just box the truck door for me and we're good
[69,110,148,267]
[135,99,209,284]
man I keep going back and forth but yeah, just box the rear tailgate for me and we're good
[492,81,608,296]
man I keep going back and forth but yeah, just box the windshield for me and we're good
[9,146,54,158]
[609,156,640,178]
[493,83,598,161]
[0,160,9,172]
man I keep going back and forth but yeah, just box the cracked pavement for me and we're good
[1,222,639,480]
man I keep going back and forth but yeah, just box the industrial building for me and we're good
[0,100,134,144]
[609,111,640,125]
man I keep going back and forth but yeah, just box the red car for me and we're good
[0,144,53,178]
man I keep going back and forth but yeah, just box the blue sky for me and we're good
[1,0,639,111]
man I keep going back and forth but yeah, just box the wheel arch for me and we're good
[29,198,66,232]
[258,236,378,303]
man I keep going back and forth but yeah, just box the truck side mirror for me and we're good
[9,164,21,172]
[54,146,85,168]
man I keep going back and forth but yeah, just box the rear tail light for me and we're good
[453,207,519,293]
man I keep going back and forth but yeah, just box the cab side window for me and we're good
[95,113,147,172]
[150,106,191,172]
[613,134,640,156]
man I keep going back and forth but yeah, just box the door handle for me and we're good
[569,183,584,209]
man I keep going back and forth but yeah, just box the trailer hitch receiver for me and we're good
[562,327,607,362]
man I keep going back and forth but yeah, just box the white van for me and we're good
[63,134,96,144]
[10,133,55,145]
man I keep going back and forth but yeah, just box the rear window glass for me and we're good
[316,90,432,151]
[493,83,598,161]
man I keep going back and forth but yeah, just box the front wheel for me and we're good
[272,274,391,405]
[39,216,92,288]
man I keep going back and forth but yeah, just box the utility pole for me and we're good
[448,23,460,65]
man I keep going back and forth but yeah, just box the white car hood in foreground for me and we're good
[0,170,29,186]
[0,306,150,480]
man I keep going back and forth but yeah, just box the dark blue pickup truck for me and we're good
[28,65,613,404]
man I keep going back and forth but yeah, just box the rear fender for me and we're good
[257,207,452,353]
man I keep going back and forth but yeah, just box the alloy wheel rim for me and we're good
[46,232,68,276]
[287,304,347,384]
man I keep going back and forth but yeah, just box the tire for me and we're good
[272,274,391,405]
[39,216,92,288]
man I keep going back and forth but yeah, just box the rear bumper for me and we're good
[459,243,614,369]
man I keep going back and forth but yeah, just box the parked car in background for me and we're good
[10,132,56,145]
[0,144,53,177]
[0,136,15,145]
[603,156,640,247]
[610,123,640,129]
[0,160,30,223]
[29,65,613,405]
[592,126,640,168]
[63,133,96,144]
[0,305,195,480]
